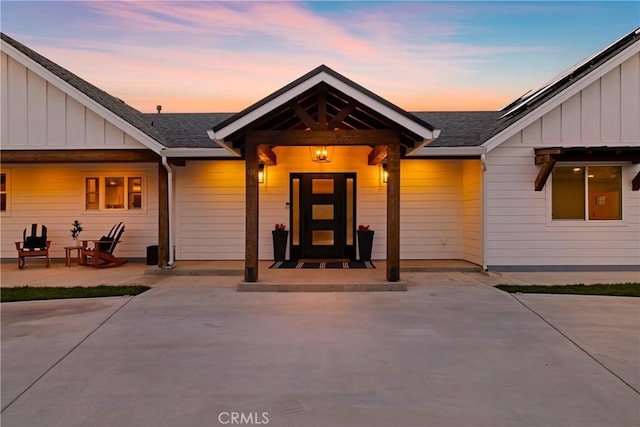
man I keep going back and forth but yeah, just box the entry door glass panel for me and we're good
[312,204,334,220]
[312,179,334,194]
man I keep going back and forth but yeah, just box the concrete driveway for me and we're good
[1,275,639,427]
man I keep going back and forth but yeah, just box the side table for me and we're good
[64,245,83,267]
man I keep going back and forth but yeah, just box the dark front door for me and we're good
[290,173,356,260]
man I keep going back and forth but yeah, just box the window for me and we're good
[0,172,6,212]
[552,166,622,221]
[85,176,143,210]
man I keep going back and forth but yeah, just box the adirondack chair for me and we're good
[15,224,51,269]
[79,222,128,268]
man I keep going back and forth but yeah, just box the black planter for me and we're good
[272,230,289,261]
[357,230,374,261]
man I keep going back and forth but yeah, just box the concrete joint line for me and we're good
[509,294,639,396]
[1,296,137,413]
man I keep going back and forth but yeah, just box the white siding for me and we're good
[0,52,147,149]
[485,54,640,267]
[173,148,472,261]
[400,160,463,259]
[0,163,159,260]
[462,160,483,265]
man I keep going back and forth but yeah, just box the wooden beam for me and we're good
[633,170,640,191]
[247,129,399,147]
[245,143,259,282]
[534,155,556,191]
[158,162,169,268]
[257,145,277,166]
[368,145,388,165]
[289,102,318,130]
[327,104,355,130]
[1,149,160,163]
[318,90,327,130]
[535,149,561,165]
[386,141,401,282]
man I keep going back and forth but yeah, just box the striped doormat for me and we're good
[269,260,375,269]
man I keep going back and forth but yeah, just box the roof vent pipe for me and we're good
[157,105,162,114]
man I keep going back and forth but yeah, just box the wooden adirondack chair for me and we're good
[15,224,51,269]
[80,222,128,268]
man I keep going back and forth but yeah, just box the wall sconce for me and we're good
[258,164,265,184]
[309,145,334,163]
[381,163,388,184]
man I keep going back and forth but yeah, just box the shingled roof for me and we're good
[142,113,234,148]
[1,32,166,146]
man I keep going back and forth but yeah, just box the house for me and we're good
[1,29,638,282]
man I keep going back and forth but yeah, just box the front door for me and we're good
[290,173,356,260]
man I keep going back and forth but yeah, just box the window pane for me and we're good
[105,177,125,209]
[128,177,142,209]
[588,166,622,220]
[0,173,6,212]
[85,177,100,210]
[312,204,334,220]
[346,178,354,245]
[312,179,334,194]
[312,230,334,246]
[552,167,585,220]
[292,179,300,245]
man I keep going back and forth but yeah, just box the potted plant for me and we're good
[272,223,289,261]
[357,224,374,261]
[70,220,83,244]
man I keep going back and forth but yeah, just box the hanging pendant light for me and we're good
[309,145,334,163]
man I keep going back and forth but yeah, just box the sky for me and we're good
[1,1,638,113]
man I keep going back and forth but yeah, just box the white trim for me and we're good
[1,39,166,154]
[409,145,486,157]
[210,71,439,145]
[483,40,640,153]
[160,147,240,158]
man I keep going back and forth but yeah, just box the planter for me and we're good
[272,230,289,261]
[357,230,374,261]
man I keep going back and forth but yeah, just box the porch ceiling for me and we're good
[209,65,440,157]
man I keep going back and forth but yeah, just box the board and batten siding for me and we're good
[0,163,159,260]
[1,51,147,149]
[173,147,475,261]
[485,53,640,268]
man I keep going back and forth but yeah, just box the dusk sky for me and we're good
[1,1,638,113]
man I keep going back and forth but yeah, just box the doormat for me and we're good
[269,260,375,269]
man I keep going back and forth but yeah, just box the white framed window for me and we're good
[85,175,144,211]
[551,165,622,221]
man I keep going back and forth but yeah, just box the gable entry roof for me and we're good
[209,65,442,157]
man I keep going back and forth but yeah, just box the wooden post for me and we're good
[386,141,400,282]
[158,162,169,267]
[245,143,259,282]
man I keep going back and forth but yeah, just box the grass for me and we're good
[495,283,639,297]
[1,285,150,303]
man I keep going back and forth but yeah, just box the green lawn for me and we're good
[495,283,639,297]
[1,285,150,303]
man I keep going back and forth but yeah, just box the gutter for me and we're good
[161,157,175,268]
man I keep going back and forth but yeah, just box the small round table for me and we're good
[64,245,83,267]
